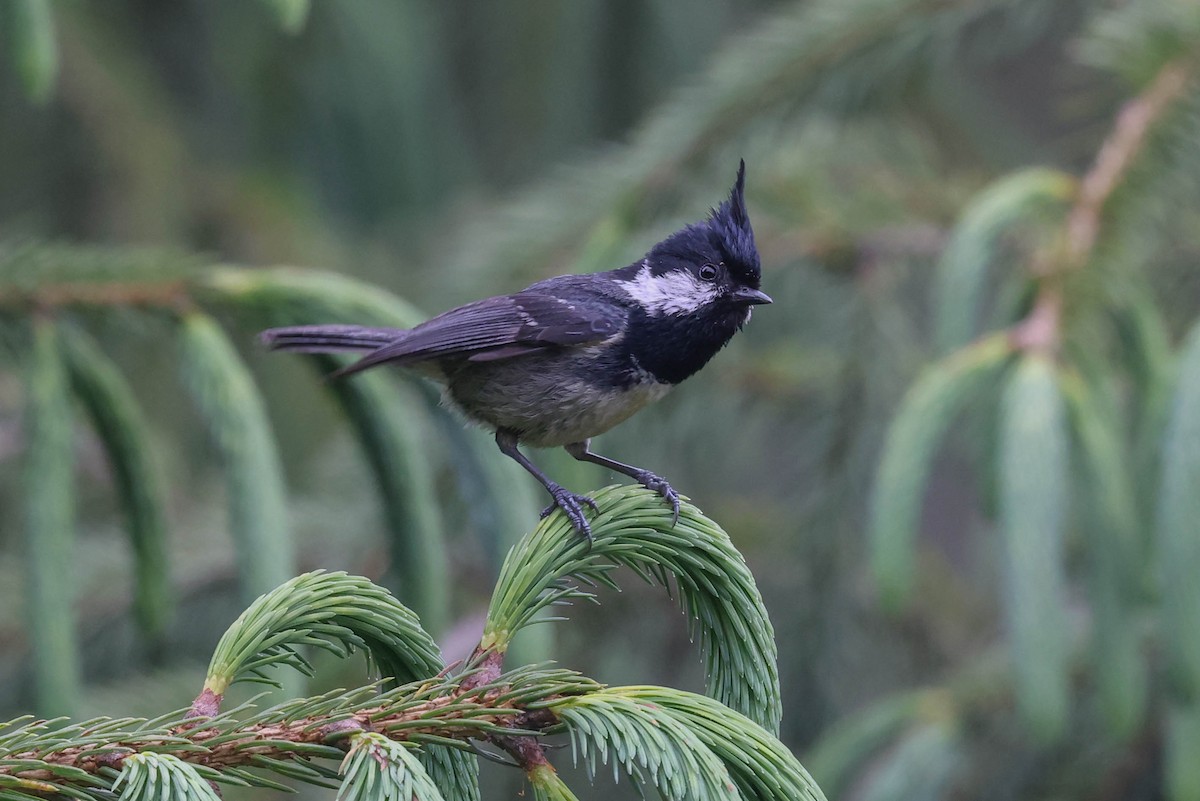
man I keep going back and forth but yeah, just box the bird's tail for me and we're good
[259,325,402,354]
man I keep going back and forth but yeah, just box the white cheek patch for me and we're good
[619,266,718,316]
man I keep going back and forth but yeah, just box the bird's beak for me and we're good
[730,287,773,305]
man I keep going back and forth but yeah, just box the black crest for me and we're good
[644,161,761,286]
[708,160,759,281]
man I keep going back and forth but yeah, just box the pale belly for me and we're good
[441,356,671,447]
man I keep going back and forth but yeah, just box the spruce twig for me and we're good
[1012,57,1196,355]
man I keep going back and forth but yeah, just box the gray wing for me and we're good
[331,290,623,378]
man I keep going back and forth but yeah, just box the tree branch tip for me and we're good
[189,688,224,720]
[1008,292,1062,356]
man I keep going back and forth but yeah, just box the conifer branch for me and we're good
[0,281,192,312]
[60,325,173,647]
[198,571,443,708]
[0,499,816,800]
[478,485,782,733]
[178,311,295,603]
[0,666,597,794]
[1013,57,1196,354]
[21,317,81,717]
[1064,59,1194,268]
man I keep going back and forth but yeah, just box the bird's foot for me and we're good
[632,470,681,525]
[540,486,600,540]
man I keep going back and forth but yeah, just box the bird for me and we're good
[261,161,770,539]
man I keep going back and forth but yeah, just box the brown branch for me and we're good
[1011,58,1195,354]
[0,281,192,312]
[4,681,565,787]
[189,688,223,719]
[1063,59,1194,268]
[1009,288,1062,353]
[457,647,555,771]
[493,709,558,772]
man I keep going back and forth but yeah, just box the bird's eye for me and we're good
[698,264,719,282]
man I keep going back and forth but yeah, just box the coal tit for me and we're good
[262,161,770,538]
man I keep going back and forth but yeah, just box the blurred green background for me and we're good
[3,0,1200,799]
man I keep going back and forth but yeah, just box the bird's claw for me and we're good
[540,487,599,539]
[634,470,681,525]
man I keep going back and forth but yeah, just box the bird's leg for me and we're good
[495,430,598,539]
[564,440,681,525]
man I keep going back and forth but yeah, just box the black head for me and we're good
[708,159,761,285]
[615,161,771,385]
[641,159,764,297]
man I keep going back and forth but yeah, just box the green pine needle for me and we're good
[200,266,424,330]
[178,312,295,602]
[22,318,81,717]
[310,361,450,637]
[0,242,204,295]
[605,687,827,801]
[337,733,446,801]
[1061,370,1147,736]
[4,0,57,104]
[204,570,443,695]
[933,168,1075,353]
[1156,318,1200,701]
[60,325,174,644]
[999,355,1071,742]
[528,765,582,801]
[0,625,809,801]
[483,485,782,733]
[551,690,739,801]
[869,333,1013,609]
[113,754,221,801]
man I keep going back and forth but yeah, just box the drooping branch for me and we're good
[1011,58,1196,354]
[0,280,191,312]
[1,669,590,791]
[1063,60,1194,268]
